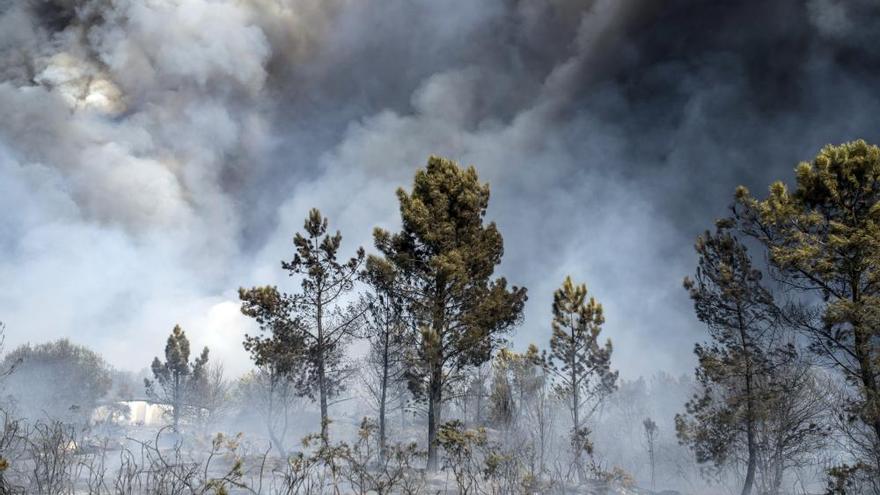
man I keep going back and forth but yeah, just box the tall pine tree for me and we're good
[368,156,527,471]
[734,140,880,469]
[675,225,790,495]
[240,208,365,445]
[544,276,617,483]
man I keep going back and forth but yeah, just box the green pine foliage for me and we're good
[368,156,527,471]
[240,208,365,445]
[145,324,209,431]
[735,140,880,472]
[544,276,617,482]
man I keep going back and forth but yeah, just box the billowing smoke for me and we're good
[2,0,880,379]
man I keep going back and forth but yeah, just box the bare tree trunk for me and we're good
[317,298,329,446]
[573,393,583,484]
[538,393,548,478]
[737,309,756,495]
[427,288,446,472]
[474,384,481,426]
[426,364,442,472]
[570,320,585,485]
[173,373,180,431]
[318,358,329,446]
[742,418,757,495]
[379,331,389,463]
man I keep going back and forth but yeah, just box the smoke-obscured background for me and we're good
[2,0,879,378]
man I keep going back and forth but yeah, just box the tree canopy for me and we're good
[1,339,111,423]
[734,140,880,457]
[240,208,365,444]
[368,156,527,470]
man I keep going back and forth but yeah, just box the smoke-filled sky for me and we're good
[1,0,879,379]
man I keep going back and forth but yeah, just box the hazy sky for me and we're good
[1,0,879,379]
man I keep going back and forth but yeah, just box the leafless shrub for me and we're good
[338,417,423,495]
[25,420,77,494]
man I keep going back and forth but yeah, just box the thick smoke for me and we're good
[1,0,880,379]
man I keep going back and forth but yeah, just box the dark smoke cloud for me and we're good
[1,0,879,378]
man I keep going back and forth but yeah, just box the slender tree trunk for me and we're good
[474,379,482,426]
[462,391,469,426]
[426,364,442,472]
[173,373,180,431]
[737,307,756,495]
[318,357,329,445]
[573,390,583,483]
[317,298,329,446]
[742,417,757,495]
[379,331,389,463]
[538,389,548,478]
[570,320,585,484]
[474,385,483,426]
[427,286,446,472]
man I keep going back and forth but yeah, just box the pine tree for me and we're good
[734,140,880,467]
[240,283,309,455]
[675,226,791,495]
[145,325,209,431]
[544,276,618,483]
[369,156,527,471]
[240,208,365,445]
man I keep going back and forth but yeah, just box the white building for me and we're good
[91,400,170,426]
